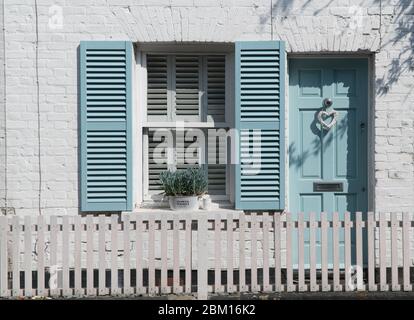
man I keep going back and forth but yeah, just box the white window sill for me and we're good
[142,122,229,128]
[122,201,243,218]
[130,207,243,214]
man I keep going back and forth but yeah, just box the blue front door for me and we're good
[289,58,368,266]
[289,58,368,214]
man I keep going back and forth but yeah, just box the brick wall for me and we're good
[0,0,413,216]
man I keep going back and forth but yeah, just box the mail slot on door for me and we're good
[313,182,343,192]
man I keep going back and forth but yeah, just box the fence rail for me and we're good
[0,212,413,299]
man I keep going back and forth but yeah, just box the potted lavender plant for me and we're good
[159,167,208,211]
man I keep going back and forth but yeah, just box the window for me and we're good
[142,53,230,203]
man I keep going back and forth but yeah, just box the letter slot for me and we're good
[313,182,343,192]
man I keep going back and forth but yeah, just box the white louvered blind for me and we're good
[147,55,168,121]
[175,56,200,121]
[207,132,226,195]
[146,54,226,122]
[145,53,228,200]
[148,129,169,192]
[207,55,226,122]
[176,129,202,170]
[146,129,227,197]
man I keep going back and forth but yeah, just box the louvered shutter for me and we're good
[148,129,169,192]
[207,55,225,122]
[176,129,201,170]
[175,55,200,121]
[235,41,285,210]
[207,132,226,195]
[147,55,168,121]
[80,41,133,211]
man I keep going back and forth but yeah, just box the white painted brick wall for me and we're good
[0,0,412,220]
[0,1,412,273]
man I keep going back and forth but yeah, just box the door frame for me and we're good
[286,54,375,213]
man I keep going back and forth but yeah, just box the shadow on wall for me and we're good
[259,0,347,33]
[260,0,335,24]
[260,0,413,96]
[373,0,414,96]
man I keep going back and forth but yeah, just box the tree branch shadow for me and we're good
[260,1,413,99]
[370,1,413,97]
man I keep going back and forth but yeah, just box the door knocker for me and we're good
[318,98,339,130]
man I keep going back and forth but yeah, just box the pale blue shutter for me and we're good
[80,41,133,211]
[235,41,285,210]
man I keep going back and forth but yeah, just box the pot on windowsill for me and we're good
[159,167,208,212]
[168,195,199,211]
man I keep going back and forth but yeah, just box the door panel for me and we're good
[289,58,368,267]
[289,58,368,214]
[300,110,322,178]
[334,109,357,179]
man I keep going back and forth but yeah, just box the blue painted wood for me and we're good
[235,41,286,210]
[289,58,368,267]
[80,41,133,212]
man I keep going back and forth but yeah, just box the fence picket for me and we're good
[286,212,294,292]
[50,216,58,297]
[274,213,282,292]
[321,212,329,292]
[160,215,168,294]
[0,216,8,297]
[36,216,45,296]
[227,214,234,293]
[86,216,95,296]
[309,212,318,292]
[148,215,156,295]
[239,212,246,292]
[197,213,208,300]
[185,216,192,294]
[123,215,132,295]
[173,215,181,294]
[344,211,353,291]
[262,212,271,292]
[62,216,71,296]
[298,212,306,292]
[24,216,33,297]
[367,212,376,291]
[379,212,388,291]
[355,212,365,291]
[214,214,222,293]
[135,214,144,295]
[12,216,20,296]
[251,212,259,292]
[344,212,352,291]
[332,212,341,291]
[402,212,412,291]
[98,216,106,295]
[391,213,400,291]
[111,215,120,295]
[74,216,83,296]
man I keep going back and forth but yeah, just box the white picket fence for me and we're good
[0,211,413,299]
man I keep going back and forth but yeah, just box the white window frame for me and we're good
[134,44,235,208]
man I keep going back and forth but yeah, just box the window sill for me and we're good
[142,122,229,128]
[122,207,244,220]
[122,200,242,218]
[131,207,242,214]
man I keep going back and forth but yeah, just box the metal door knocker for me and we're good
[318,98,339,130]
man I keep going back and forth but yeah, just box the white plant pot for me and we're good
[168,196,199,211]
